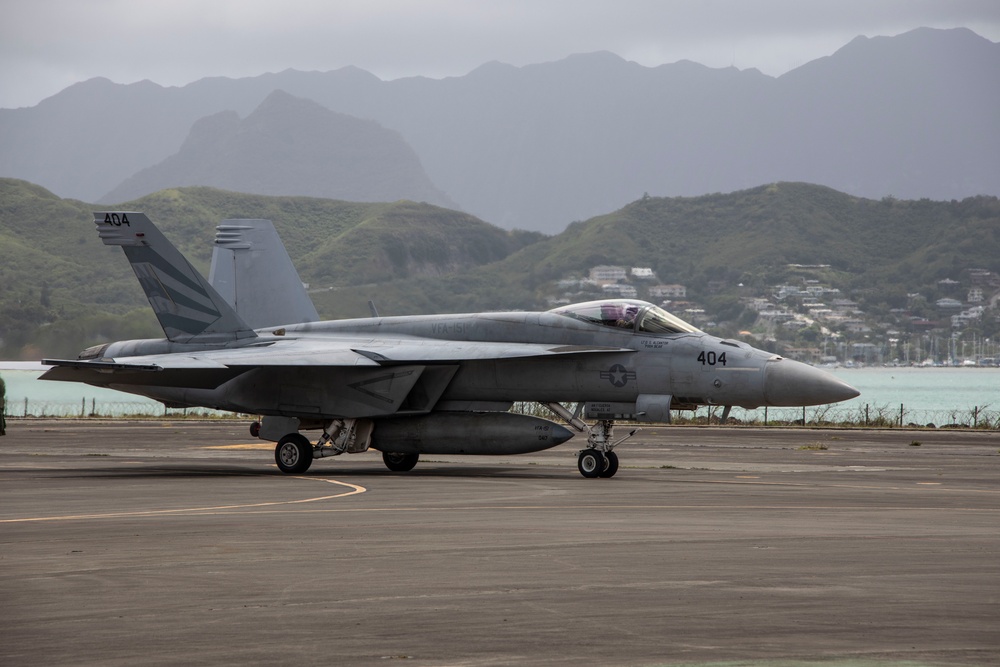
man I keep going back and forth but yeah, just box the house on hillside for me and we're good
[589,265,627,283]
[603,284,637,299]
[649,284,686,299]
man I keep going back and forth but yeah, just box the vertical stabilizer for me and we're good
[95,212,256,342]
[209,219,320,328]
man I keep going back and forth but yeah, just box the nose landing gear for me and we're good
[543,403,635,478]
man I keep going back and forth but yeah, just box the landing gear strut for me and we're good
[543,403,636,479]
[269,418,374,475]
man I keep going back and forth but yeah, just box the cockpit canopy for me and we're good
[549,299,702,335]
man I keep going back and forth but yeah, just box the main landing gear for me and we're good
[382,451,419,472]
[261,419,421,475]
[542,403,636,479]
[274,433,313,474]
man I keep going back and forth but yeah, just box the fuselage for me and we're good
[75,301,858,418]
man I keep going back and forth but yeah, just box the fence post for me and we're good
[973,406,979,428]
[899,403,904,428]
[81,398,86,418]
[24,397,28,417]
[865,404,869,427]
[802,406,806,426]
[764,407,768,426]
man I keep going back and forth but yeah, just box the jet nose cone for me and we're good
[763,358,860,406]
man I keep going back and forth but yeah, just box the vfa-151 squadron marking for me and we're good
[42,213,859,478]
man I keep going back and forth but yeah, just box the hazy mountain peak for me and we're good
[466,60,520,77]
[1,27,996,233]
[99,90,454,207]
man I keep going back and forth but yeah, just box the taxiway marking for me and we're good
[0,476,366,524]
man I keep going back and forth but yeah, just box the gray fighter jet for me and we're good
[42,212,859,478]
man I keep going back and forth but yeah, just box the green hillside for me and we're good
[0,179,540,358]
[492,183,998,287]
[347,182,1000,317]
[2,178,998,359]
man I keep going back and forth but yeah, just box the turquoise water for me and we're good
[829,367,999,413]
[1,367,209,417]
[2,365,999,424]
[824,367,999,426]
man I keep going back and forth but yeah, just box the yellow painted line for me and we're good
[735,475,760,479]
[0,476,366,524]
[917,482,942,485]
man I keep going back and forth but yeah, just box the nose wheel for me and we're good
[600,450,619,478]
[578,449,619,478]
[578,449,604,477]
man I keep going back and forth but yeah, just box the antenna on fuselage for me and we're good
[368,300,380,318]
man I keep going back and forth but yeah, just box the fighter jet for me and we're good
[42,212,859,478]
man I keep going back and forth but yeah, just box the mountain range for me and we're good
[102,90,454,207]
[1,27,997,233]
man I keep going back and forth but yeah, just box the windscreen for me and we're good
[550,300,700,334]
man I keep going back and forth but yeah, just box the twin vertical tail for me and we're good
[95,212,256,342]
[208,219,320,329]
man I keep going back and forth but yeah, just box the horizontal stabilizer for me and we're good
[40,358,245,389]
[42,359,162,372]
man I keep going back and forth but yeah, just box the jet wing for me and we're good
[94,338,633,367]
[40,345,377,389]
[346,341,635,365]
[41,339,632,391]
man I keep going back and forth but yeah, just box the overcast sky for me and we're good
[2,0,998,109]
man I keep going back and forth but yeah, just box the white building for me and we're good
[603,283,637,298]
[649,284,687,298]
[952,306,984,328]
[589,265,627,283]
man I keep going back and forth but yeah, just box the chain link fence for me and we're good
[512,401,999,430]
[5,397,997,430]
[9,397,230,419]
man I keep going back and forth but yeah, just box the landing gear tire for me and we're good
[599,450,619,478]
[275,433,313,474]
[382,451,419,472]
[578,449,606,478]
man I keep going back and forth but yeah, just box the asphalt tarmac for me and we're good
[1,419,998,667]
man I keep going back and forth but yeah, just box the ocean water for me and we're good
[1,365,210,417]
[828,367,999,413]
[824,367,1000,426]
[2,364,998,425]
